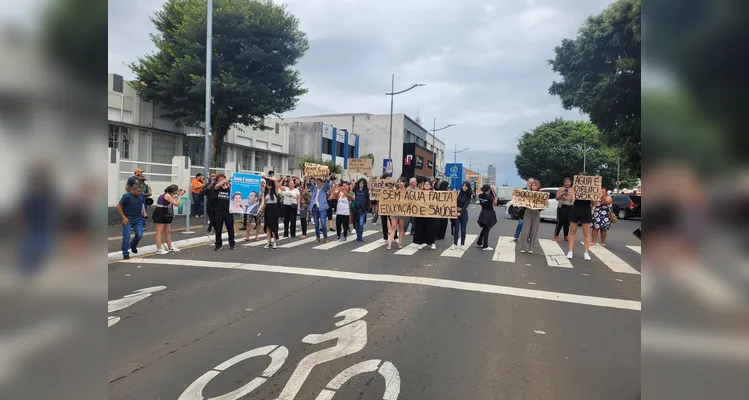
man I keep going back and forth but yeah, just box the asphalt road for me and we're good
[109,205,641,400]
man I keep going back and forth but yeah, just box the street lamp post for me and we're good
[199,0,213,232]
[452,144,468,164]
[430,117,454,178]
[386,75,425,161]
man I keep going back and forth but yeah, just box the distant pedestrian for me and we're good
[591,187,614,247]
[450,181,472,250]
[553,177,573,242]
[517,179,548,254]
[262,178,281,249]
[511,178,534,243]
[211,174,236,251]
[352,178,370,242]
[308,176,332,243]
[191,173,205,218]
[567,173,594,260]
[126,168,144,192]
[476,184,498,251]
[117,183,147,259]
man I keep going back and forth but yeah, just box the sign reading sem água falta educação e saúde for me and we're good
[511,189,549,210]
[572,175,603,201]
[378,189,459,219]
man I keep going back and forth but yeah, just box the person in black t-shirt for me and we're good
[210,174,235,251]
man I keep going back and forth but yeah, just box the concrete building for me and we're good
[486,164,497,185]
[277,113,445,179]
[107,73,292,194]
[278,120,360,176]
[464,168,484,192]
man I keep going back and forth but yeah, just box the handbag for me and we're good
[609,210,618,224]
[163,206,174,223]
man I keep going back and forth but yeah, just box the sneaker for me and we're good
[230,244,235,251]
[476,243,483,248]
[300,235,306,239]
[430,244,436,250]
[316,237,321,243]
[566,251,573,259]
[156,249,169,255]
[583,252,591,261]
[264,243,271,249]
[214,246,222,251]
[418,244,426,250]
[272,242,278,249]
[130,246,138,254]
[449,244,457,250]
[511,238,518,243]
[528,250,534,254]
[123,254,130,260]
[169,247,181,253]
[519,249,526,253]
[552,237,559,242]
[342,237,347,242]
[460,245,466,251]
[482,247,494,251]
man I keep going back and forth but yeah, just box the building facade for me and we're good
[401,143,435,180]
[486,164,497,185]
[279,120,360,176]
[277,113,446,179]
[107,73,291,185]
[464,168,484,192]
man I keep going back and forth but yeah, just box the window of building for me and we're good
[348,145,355,158]
[152,132,177,164]
[183,137,203,166]
[214,145,227,167]
[322,138,333,155]
[255,150,268,170]
[108,124,131,159]
[241,148,252,170]
[336,142,345,158]
[270,153,283,172]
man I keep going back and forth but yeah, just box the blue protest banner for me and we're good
[229,173,263,214]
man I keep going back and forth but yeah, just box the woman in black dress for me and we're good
[412,180,439,250]
[262,178,281,249]
[476,184,498,251]
[436,181,450,240]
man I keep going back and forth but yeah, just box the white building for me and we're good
[107,73,291,189]
[276,113,446,179]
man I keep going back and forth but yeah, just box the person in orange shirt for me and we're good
[191,173,205,218]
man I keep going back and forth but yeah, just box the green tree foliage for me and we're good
[514,118,637,190]
[129,0,309,166]
[359,153,375,160]
[548,0,640,175]
[296,154,343,175]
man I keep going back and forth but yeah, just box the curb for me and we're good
[108,233,228,262]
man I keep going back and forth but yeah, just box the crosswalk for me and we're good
[237,230,641,275]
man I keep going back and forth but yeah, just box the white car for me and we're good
[505,187,559,222]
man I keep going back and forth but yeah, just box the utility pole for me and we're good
[430,117,454,178]
[387,74,394,160]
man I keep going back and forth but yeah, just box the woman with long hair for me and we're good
[352,178,370,241]
[281,179,301,238]
[386,178,408,250]
[262,178,281,249]
[553,177,574,242]
[591,187,613,247]
[476,184,498,251]
[211,174,236,251]
[153,184,185,255]
[450,181,472,250]
[517,179,549,253]
[436,181,450,240]
[412,180,439,250]
[332,183,354,241]
[567,173,594,260]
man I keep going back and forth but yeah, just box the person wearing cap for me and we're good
[126,168,144,192]
[191,173,205,218]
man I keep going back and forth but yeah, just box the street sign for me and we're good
[616,180,621,186]
[445,163,463,191]
[382,158,393,177]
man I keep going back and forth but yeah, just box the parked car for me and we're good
[505,187,559,222]
[495,186,514,206]
[611,194,641,219]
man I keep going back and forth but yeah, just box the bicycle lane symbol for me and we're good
[179,308,401,400]
[108,286,166,327]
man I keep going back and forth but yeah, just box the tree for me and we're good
[129,0,309,166]
[514,118,637,190]
[359,153,375,160]
[548,0,641,175]
[296,154,343,175]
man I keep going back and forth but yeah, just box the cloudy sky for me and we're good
[109,0,613,187]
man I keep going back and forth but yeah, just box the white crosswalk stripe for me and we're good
[538,239,573,268]
[626,245,641,254]
[278,236,319,248]
[314,230,377,250]
[351,238,389,253]
[492,236,516,263]
[394,243,421,256]
[441,234,478,258]
[584,242,640,274]
[243,235,292,247]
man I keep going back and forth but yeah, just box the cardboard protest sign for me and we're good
[512,189,549,210]
[369,178,395,200]
[229,173,263,214]
[573,175,602,201]
[378,189,459,219]
[341,170,369,184]
[304,162,329,178]
[347,158,373,175]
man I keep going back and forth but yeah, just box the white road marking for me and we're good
[351,238,389,253]
[642,325,749,362]
[492,236,516,263]
[674,264,742,308]
[440,234,478,258]
[278,236,319,248]
[626,245,641,254]
[108,316,120,327]
[539,239,573,268]
[394,243,421,256]
[314,230,377,250]
[534,330,546,335]
[108,286,166,313]
[244,235,292,247]
[123,258,642,311]
[583,242,640,274]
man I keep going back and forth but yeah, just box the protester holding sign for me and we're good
[476,184,498,251]
[245,179,266,242]
[411,181,440,250]
[517,180,549,254]
[591,187,614,247]
[307,176,333,243]
[386,178,408,250]
[553,177,574,242]
[211,175,236,251]
[281,180,301,238]
[567,173,596,260]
